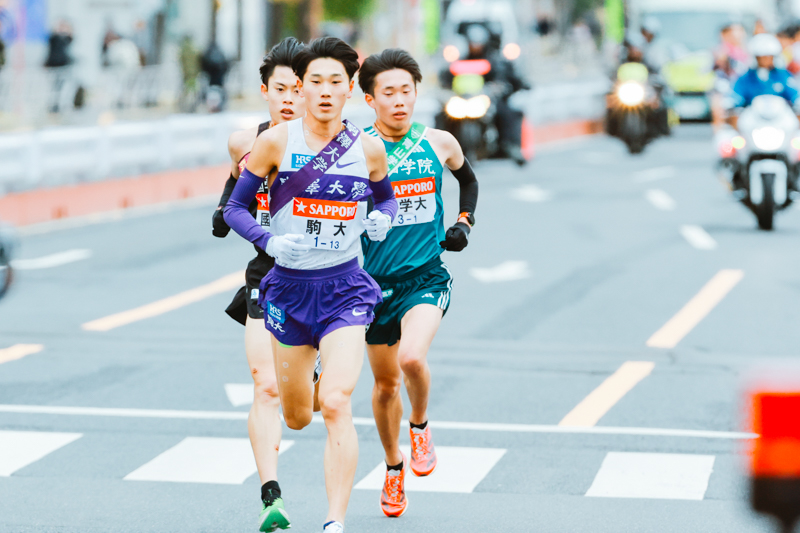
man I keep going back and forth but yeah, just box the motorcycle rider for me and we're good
[440,23,529,165]
[727,33,800,128]
[638,18,671,135]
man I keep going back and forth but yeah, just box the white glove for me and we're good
[265,234,311,262]
[363,210,392,242]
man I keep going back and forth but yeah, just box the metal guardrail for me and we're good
[0,77,609,195]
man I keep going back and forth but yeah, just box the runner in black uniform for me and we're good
[211,37,305,532]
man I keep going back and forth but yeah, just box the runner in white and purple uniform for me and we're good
[224,37,394,533]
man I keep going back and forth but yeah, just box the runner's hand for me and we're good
[439,222,470,251]
[363,210,392,242]
[212,207,231,238]
[266,234,311,262]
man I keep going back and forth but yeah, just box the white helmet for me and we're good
[750,33,782,57]
[641,17,661,36]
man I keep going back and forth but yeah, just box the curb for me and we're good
[1,118,602,228]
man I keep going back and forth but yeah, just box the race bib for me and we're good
[393,177,436,226]
[292,197,363,250]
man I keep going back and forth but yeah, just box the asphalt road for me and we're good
[1,125,799,533]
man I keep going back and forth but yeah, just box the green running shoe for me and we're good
[259,497,291,532]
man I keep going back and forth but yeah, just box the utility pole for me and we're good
[237,0,243,61]
[210,0,219,45]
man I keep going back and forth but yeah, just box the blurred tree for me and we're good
[323,0,374,22]
[571,0,603,22]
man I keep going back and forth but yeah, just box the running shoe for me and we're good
[380,453,408,517]
[258,496,291,532]
[322,521,344,532]
[409,424,437,477]
[313,352,322,384]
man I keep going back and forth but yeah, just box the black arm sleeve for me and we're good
[217,174,237,208]
[450,158,479,215]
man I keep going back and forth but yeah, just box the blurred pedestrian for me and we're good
[201,42,229,112]
[777,27,799,74]
[179,35,201,112]
[132,19,151,66]
[44,20,74,113]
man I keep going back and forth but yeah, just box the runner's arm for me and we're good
[362,134,397,219]
[222,128,285,250]
[211,129,258,237]
[436,130,477,251]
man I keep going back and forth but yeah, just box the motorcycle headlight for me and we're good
[465,95,491,118]
[446,96,469,119]
[617,82,645,106]
[752,127,785,151]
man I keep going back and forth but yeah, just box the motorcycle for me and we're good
[436,58,498,164]
[715,95,800,231]
[0,223,15,300]
[606,62,668,154]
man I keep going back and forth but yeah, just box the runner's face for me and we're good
[262,66,305,124]
[366,69,417,131]
[298,58,353,122]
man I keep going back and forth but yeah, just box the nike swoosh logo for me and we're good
[352,309,367,316]
[336,161,357,169]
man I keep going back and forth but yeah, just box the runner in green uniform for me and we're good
[358,49,479,518]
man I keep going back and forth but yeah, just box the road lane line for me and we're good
[224,384,254,407]
[0,344,44,364]
[11,249,92,270]
[513,184,553,202]
[470,261,530,283]
[586,452,715,500]
[82,270,245,331]
[647,269,744,349]
[0,404,757,439]
[680,225,717,250]
[0,430,83,476]
[633,166,676,183]
[645,189,676,211]
[559,361,655,427]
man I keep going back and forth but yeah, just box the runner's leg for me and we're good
[245,316,282,483]
[272,339,317,430]
[317,325,365,525]
[367,343,403,466]
[398,304,443,425]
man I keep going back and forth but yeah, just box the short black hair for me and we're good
[260,37,304,85]
[292,37,360,82]
[358,48,422,96]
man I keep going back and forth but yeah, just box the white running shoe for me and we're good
[313,352,322,384]
[322,521,343,532]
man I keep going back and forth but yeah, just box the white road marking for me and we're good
[224,383,254,407]
[647,269,744,349]
[0,404,757,440]
[0,430,82,476]
[355,446,506,493]
[680,225,718,250]
[82,270,245,331]
[633,166,676,183]
[124,437,294,485]
[470,261,530,283]
[0,344,43,365]
[645,189,676,211]
[559,362,655,427]
[586,452,715,500]
[513,184,553,202]
[11,249,92,270]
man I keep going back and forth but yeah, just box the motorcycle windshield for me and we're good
[452,73,485,95]
[617,62,648,83]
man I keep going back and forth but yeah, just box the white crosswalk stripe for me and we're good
[354,446,506,494]
[224,383,254,407]
[0,430,82,476]
[585,452,715,500]
[124,437,294,485]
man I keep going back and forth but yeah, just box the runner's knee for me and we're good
[283,407,313,430]
[374,375,402,403]
[319,390,352,421]
[398,349,426,377]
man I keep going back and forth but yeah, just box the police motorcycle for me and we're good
[606,61,666,154]
[715,95,800,230]
[0,223,16,301]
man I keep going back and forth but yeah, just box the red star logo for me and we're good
[295,200,306,213]
[258,196,268,208]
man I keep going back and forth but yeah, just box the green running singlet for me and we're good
[361,126,446,277]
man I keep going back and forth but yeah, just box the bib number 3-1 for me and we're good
[291,197,361,250]
[393,177,436,227]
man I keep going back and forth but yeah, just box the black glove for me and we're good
[212,207,231,238]
[439,222,470,251]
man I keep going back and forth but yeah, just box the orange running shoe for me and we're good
[380,453,408,517]
[409,424,437,476]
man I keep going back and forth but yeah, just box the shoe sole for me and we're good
[381,498,408,518]
[260,508,291,532]
[410,460,437,477]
